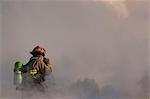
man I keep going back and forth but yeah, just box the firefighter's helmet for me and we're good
[30,46,45,56]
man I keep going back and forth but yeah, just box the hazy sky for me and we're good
[0,0,149,99]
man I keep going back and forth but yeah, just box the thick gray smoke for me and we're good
[0,1,149,99]
[0,1,2,96]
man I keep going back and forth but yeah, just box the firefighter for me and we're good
[21,46,52,83]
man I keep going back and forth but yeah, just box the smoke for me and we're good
[0,1,148,99]
[14,78,124,99]
[0,1,2,97]
[95,0,129,18]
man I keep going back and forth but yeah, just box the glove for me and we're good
[43,58,50,65]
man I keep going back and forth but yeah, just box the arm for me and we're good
[44,58,52,74]
[20,59,32,73]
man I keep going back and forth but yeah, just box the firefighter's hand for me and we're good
[43,58,50,65]
[45,64,52,74]
[44,58,52,70]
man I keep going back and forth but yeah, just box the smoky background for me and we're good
[0,0,149,99]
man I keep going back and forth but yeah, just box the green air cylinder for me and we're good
[14,61,23,88]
